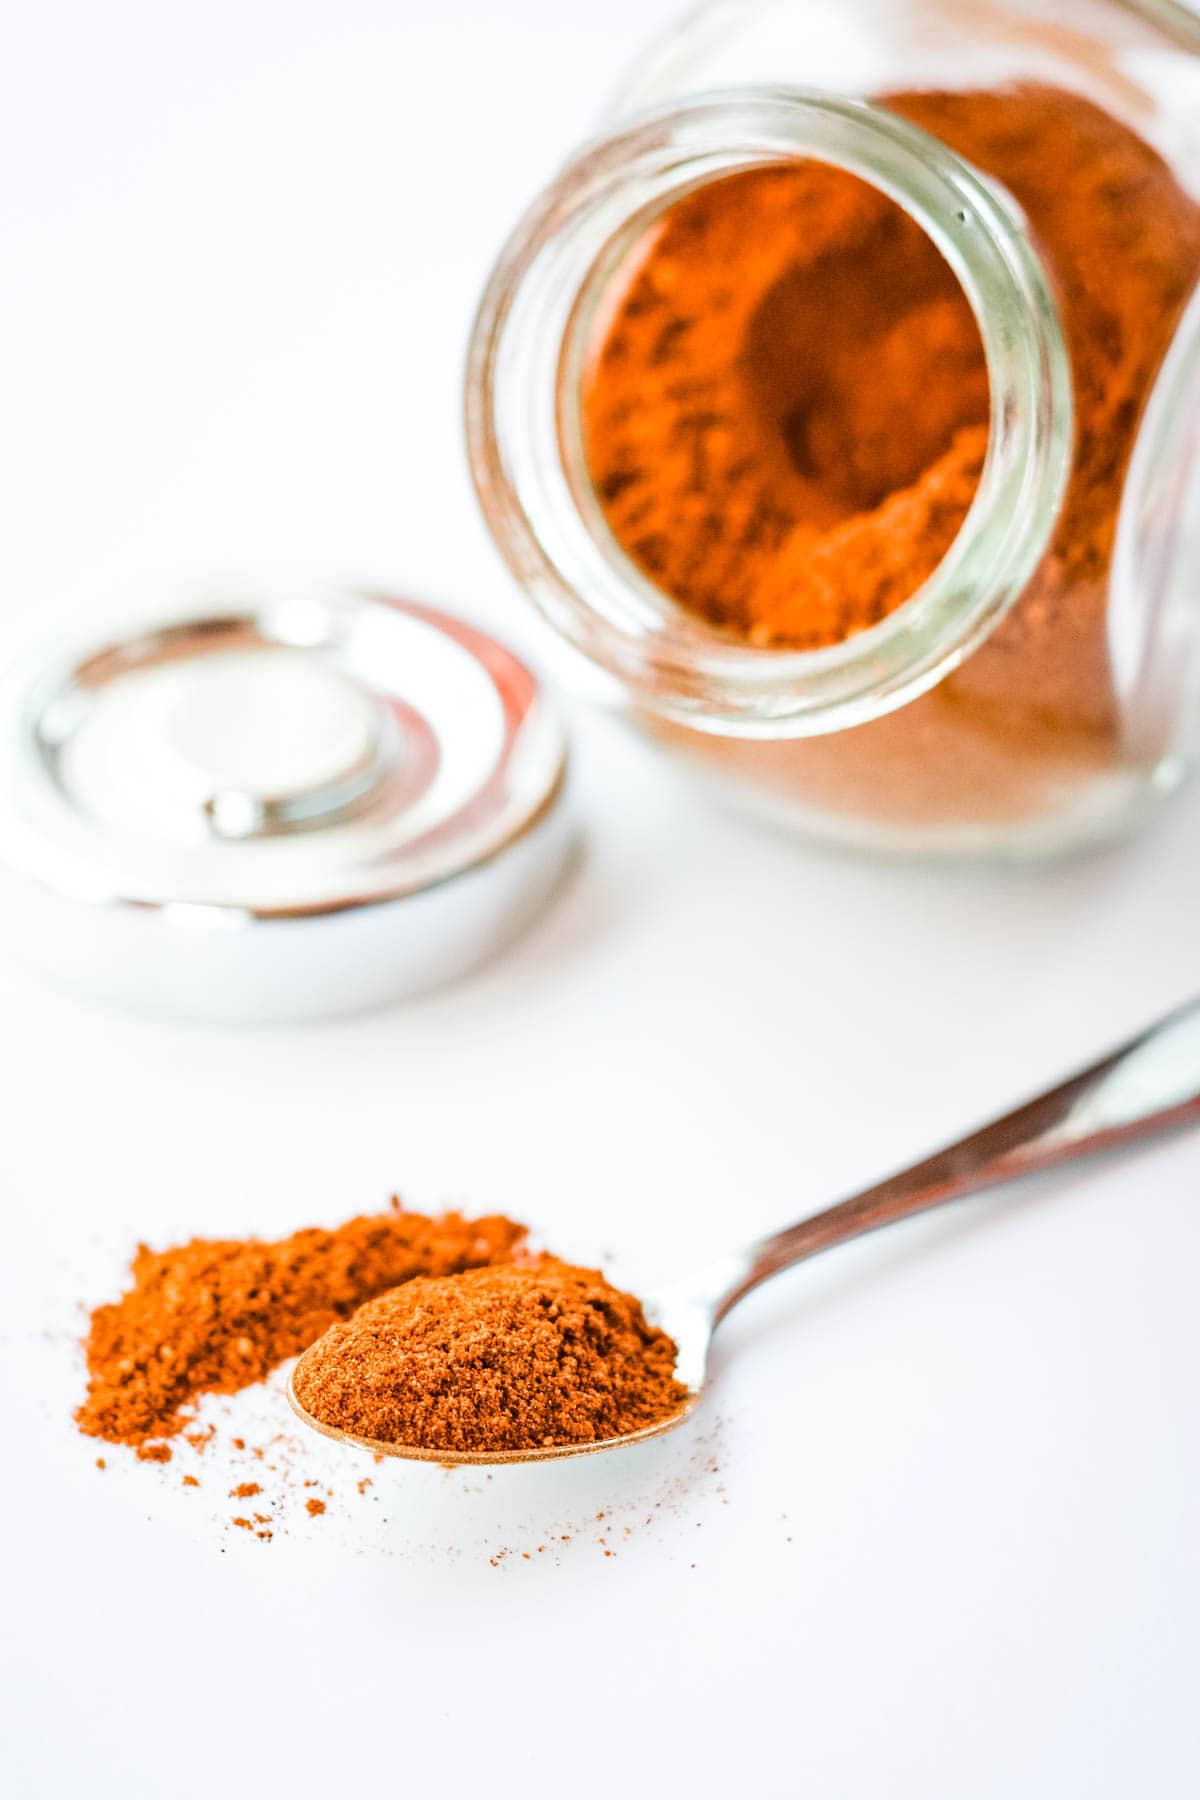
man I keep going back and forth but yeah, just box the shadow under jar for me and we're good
[467,0,1200,859]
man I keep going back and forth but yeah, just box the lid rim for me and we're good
[0,760,569,926]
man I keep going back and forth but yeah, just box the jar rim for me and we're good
[466,89,1074,738]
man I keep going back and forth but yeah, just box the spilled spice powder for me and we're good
[305,1498,326,1517]
[293,1259,689,1453]
[77,1202,526,1448]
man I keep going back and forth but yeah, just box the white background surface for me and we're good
[2,4,1199,1796]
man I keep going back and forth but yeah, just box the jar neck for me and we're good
[467,90,1073,738]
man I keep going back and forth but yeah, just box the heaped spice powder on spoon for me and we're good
[293,1259,689,1454]
[77,1202,526,1449]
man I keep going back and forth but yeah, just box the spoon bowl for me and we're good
[286,1276,717,1464]
[286,1342,703,1465]
[288,996,1200,1467]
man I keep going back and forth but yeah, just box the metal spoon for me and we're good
[289,996,1200,1465]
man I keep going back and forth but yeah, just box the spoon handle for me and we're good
[706,996,1200,1322]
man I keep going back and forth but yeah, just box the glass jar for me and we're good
[466,0,1200,858]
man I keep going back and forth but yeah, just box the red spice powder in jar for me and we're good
[582,86,1200,830]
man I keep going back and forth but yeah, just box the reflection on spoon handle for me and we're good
[705,996,1200,1323]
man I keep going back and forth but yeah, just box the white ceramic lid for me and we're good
[0,583,573,1020]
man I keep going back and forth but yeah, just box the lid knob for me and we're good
[176,650,398,840]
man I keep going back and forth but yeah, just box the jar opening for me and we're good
[467,92,1073,738]
[561,157,992,657]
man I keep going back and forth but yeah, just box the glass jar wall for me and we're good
[467,0,1200,857]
